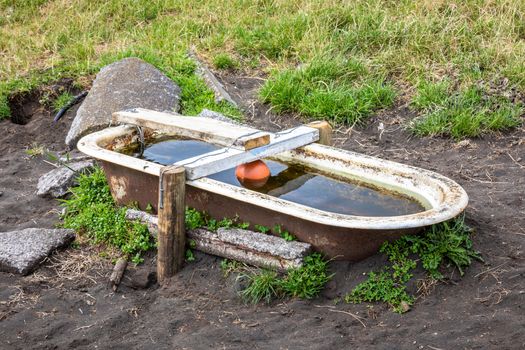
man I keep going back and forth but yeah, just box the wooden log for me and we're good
[125,209,312,271]
[157,165,186,283]
[112,108,270,150]
[188,48,238,107]
[307,120,332,146]
[189,228,312,271]
[109,257,128,292]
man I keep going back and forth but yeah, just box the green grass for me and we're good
[52,91,73,112]
[239,253,332,304]
[345,216,482,312]
[60,166,154,264]
[240,270,282,304]
[411,82,523,139]
[213,53,238,70]
[1,0,524,135]
[260,58,396,124]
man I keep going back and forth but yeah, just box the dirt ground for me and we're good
[0,74,524,350]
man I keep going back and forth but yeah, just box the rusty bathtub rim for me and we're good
[77,125,468,231]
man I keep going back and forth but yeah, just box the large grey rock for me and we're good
[37,160,95,198]
[65,57,181,148]
[0,228,75,275]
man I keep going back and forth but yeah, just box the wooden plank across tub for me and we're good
[175,125,319,179]
[112,108,320,180]
[112,108,270,150]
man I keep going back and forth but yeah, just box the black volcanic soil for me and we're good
[0,75,524,350]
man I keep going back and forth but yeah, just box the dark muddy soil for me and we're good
[0,74,524,350]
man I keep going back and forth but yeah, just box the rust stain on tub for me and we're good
[109,175,129,201]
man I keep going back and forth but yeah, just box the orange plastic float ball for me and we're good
[235,160,270,189]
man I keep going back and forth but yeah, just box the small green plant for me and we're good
[52,91,73,112]
[185,208,250,231]
[213,53,238,70]
[239,270,282,304]
[185,207,207,229]
[0,94,10,120]
[345,270,414,313]
[345,216,482,312]
[25,143,45,157]
[220,259,247,277]
[403,218,482,278]
[281,253,332,299]
[61,166,154,264]
[207,217,234,231]
[255,224,271,234]
[238,253,332,304]
[185,239,197,262]
[273,225,295,241]
[185,249,195,262]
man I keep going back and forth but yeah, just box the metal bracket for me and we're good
[159,170,165,210]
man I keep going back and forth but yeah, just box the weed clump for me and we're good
[238,253,332,304]
[411,82,523,139]
[240,270,282,304]
[213,53,238,70]
[61,166,154,264]
[184,208,249,231]
[345,216,482,312]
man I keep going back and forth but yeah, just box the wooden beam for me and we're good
[125,209,312,271]
[156,165,186,283]
[176,126,319,180]
[307,120,332,146]
[112,108,270,150]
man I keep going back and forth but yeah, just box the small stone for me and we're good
[37,160,95,198]
[0,191,3,197]
[65,57,181,148]
[0,228,75,275]
[399,301,411,313]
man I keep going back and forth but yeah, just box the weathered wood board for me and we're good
[112,108,270,150]
[175,125,319,180]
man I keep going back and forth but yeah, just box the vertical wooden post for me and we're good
[157,165,186,283]
[307,121,332,146]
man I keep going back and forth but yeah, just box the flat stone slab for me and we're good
[37,160,95,198]
[0,228,75,275]
[66,57,181,148]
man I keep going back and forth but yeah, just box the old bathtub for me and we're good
[77,122,468,261]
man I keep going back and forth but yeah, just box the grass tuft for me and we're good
[239,253,332,304]
[240,270,282,304]
[411,83,523,139]
[213,53,238,70]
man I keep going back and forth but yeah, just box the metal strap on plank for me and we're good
[176,126,319,180]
